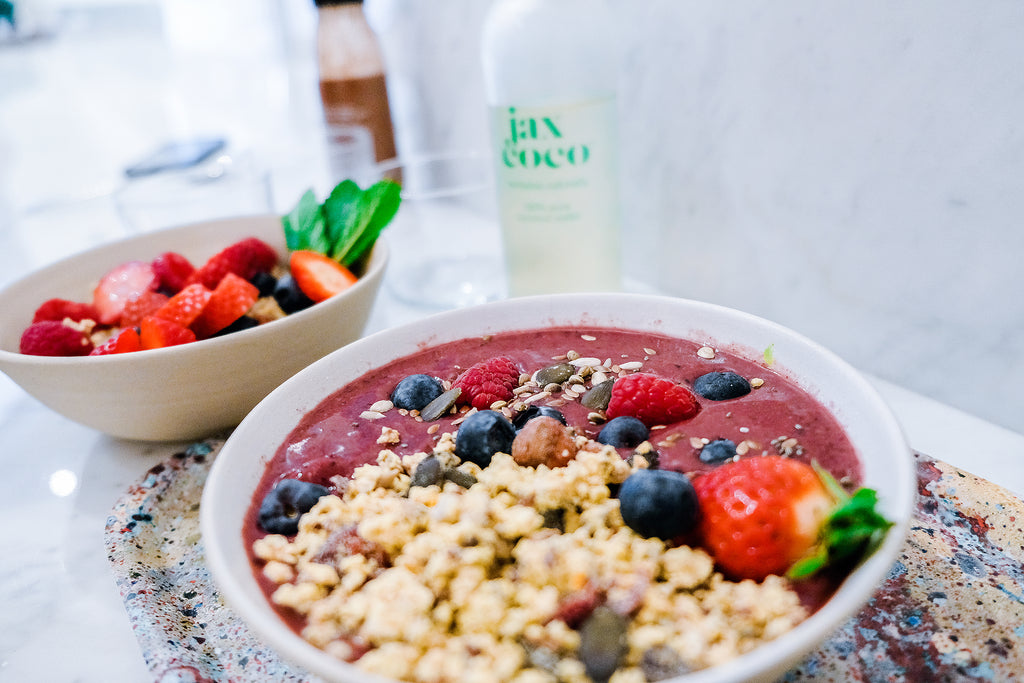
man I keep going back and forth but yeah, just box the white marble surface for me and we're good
[2,2,1024,680]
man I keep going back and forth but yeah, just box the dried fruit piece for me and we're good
[511,415,577,468]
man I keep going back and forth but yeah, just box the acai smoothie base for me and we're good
[243,326,863,683]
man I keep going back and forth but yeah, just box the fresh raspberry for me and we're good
[92,260,158,325]
[605,373,700,426]
[32,298,100,324]
[19,320,94,356]
[152,283,212,328]
[191,272,259,338]
[90,327,143,356]
[453,356,521,410]
[139,316,196,350]
[120,290,169,327]
[151,251,195,294]
[188,237,278,290]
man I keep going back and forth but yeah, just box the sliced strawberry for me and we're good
[139,316,196,350]
[191,272,259,338]
[692,456,891,581]
[605,373,700,426]
[152,283,212,328]
[121,290,170,328]
[32,298,100,324]
[188,237,278,290]
[19,320,94,356]
[452,356,521,410]
[92,261,158,325]
[151,251,196,294]
[90,327,143,356]
[289,250,358,303]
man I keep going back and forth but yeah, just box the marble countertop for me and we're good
[3,2,1024,680]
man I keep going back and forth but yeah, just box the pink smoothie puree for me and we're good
[243,325,862,626]
[252,326,858,491]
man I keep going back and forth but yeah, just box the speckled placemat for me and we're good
[105,443,1024,683]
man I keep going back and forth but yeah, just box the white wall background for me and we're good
[1,0,1021,436]
[366,0,1024,437]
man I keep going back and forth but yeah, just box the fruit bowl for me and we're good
[201,293,915,683]
[0,215,388,441]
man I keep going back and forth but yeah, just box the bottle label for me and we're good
[490,97,622,296]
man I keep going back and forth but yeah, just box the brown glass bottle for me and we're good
[316,0,397,163]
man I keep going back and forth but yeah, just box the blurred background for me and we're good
[1,0,1022,435]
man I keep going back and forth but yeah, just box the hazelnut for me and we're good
[511,416,577,468]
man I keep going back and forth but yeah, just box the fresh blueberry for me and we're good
[212,315,260,337]
[618,469,698,540]
[391,374,445,411]
[258,478,330,535]
[454,410,515,468]
[512,405,566,430]
[693,371,751,401]
[250,271,278,298]
[273,274,315,314]
[597,416,650,448]
[699,438,737,464]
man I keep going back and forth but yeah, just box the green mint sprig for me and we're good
[281,178,401,268]
[787,461,894,580]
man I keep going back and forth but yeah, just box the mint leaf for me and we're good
[333,179,401,266]
[322,180,363,248]
[282,189,326,252]
[281,178,401,268]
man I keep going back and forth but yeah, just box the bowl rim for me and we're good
[0,215,389,365]
[201,293,915,683]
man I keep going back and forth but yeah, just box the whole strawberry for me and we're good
[453,356,521,410]
[605,372,700,426]
[693,455,891,581]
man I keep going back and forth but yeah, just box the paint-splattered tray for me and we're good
[105,442,1024,682]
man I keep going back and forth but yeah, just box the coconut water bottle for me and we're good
[481,0,622,296]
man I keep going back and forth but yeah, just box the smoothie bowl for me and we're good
[201,294,914,683]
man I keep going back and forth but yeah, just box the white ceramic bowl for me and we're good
[201,293,915,683]
[0,215,388,441]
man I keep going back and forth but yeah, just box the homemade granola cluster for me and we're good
[252,432,806,683]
